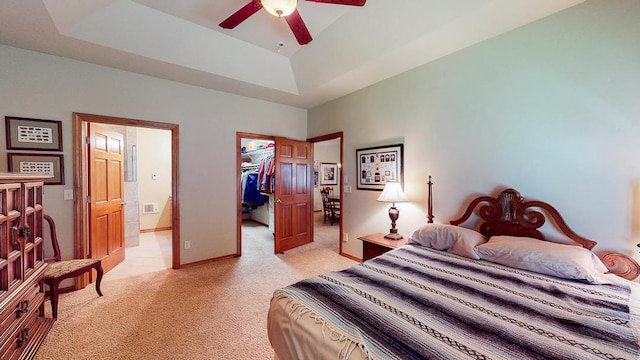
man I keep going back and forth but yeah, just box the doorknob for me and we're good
[276,199,282,203]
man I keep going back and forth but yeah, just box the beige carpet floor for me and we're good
[35,213,354,360]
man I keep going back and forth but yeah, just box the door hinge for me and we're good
[86,136,90,145]
[87,195,91,204]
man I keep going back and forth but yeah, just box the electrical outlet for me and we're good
[344,185,352,193]
[184,240,191,249]
[343,233,348,243]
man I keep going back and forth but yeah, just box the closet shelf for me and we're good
[245,148,274,163]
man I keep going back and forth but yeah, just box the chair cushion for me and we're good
[45,259,101,279]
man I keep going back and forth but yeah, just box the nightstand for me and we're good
[358,233,408,261]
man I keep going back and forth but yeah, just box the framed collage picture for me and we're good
[356,144,403,191]
[5,116,63,151]
[5,116,64,185]
[8,153,64,185]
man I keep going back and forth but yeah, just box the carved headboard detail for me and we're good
[444,187,639,280]
[449,188,597,249]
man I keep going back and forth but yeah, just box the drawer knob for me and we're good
[15,300,30,318]
[18,226,30,238]
[16,328,30,347]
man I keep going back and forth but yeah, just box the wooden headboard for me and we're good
[450,188,598,249]
[429,183,640,280]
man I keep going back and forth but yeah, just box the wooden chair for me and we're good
[324,186,335,198]
[43,214,104,319]
[320,189,340,225]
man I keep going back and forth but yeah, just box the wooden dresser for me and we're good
[0,174,54,359]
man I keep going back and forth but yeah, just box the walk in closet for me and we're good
[240,138,275,238]
[237,133,342,257]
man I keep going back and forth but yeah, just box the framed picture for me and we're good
[356,144,403,191]
[320,162,338,185]
[8,153,65,185]
[5,116,63,151]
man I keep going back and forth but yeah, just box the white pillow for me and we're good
[475,236,611,284]
[409,224,487,259]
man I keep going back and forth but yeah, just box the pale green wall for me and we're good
[309,0,640,261]
[0,45,307,265]
[2,0,639,266]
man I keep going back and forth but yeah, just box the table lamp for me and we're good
[377,182,409,240]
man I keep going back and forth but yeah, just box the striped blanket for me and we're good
[272,244,640,360]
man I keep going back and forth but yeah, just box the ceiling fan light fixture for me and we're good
[261,0,297,17]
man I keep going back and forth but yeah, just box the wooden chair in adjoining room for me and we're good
[324,186,335,198]
[320,189,340,225]
[43,214,104,319]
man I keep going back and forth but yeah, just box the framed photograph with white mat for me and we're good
[320,162,338,185]
[8,153,64,185]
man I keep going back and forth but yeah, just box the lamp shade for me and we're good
[261,0,297,17]
[377,182,408,203]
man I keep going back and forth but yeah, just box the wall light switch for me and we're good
[152,174,158,180]
[63,189,74,200]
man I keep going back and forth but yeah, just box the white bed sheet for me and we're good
[268,294,368,360]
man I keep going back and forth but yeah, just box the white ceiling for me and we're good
[0,0,584,109]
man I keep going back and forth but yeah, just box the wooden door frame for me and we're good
[236,132,275,256]
[73,113,180,288]
[307,132,344,256]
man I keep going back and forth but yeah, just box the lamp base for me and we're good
[383,232,403,240]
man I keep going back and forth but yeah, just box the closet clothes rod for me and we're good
[241,164,261,171]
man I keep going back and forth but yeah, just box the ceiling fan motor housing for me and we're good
[261,0,297,17]
[220,0,366,45]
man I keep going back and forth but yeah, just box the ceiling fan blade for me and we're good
[305,0,366,6]
[285,9,312,45]
[219,1,263,29]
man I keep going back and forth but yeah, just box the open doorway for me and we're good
[73,113,180,289]
[105,126,173,280]
[237,132,276,257]
[237,132,316,255]
[308,132,343,256]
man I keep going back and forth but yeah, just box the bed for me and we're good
[268,187,640,360]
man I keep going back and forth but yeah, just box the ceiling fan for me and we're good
[219,0,366,45]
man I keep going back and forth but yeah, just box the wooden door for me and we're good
[88,124,125,273]
[274,137,312,253]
